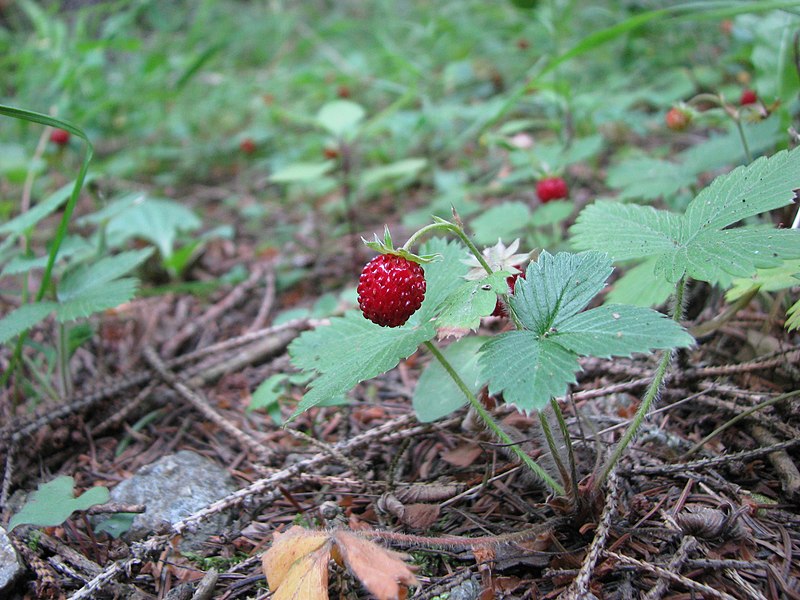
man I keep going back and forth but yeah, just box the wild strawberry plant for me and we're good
[288,217,693,496]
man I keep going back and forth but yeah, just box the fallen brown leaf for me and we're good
[262,525,418,600]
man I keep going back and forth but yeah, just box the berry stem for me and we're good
[550,397,579,501]
[402,219,525,329]
[424,340,565,495]
[593,275,687,493]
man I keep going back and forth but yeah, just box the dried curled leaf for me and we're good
[262,525,418,600]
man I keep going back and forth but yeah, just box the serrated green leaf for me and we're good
[726,259,800,301]
[0,302,58,344]
[572,147,800,285]
[56,278,139,322]
[360,158,427,189]
[478,332,580,413]
[684,148,800,233]
[0,178,92,236]
[435,272,509,331]
[105,197,201,259]
[511,251,613,334]
[9,476,109,531]
[606,258,673,307]
[531,200,573,227]
[289,312,436,417]
[316,100,365,137]
[470,201,531,245]
[552,304,693,357]
[606,157,694,200]
[786,298,800,332]
[57,248,153,302]
[413,336,486,422]
[571,202,682,262]
[269,161,334,183]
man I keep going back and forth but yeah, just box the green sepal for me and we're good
[361,225,440,264]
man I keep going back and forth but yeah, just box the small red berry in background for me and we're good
[665,107,691,131]
[740,89,758,106]
[50,128,70,146]
[516,38,530,50]
[536,176,569,203]
[357,254,426,328]
[337,85,351,99]
[323,147,340,159]
[239,138,256,154]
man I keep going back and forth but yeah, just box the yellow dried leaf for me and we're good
[262,525,331,599]
[333,531,419,600]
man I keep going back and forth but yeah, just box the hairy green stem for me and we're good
[538,409,570,491]
[734,118,753,163]
[550,397,579,501]
[424,341,565,495]
[594,276,687,492]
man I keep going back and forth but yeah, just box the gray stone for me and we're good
[441,578,480,600]
[108,451,236,552]
[0,526,23,592]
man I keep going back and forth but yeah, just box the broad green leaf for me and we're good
[678,120,782,175]
[571,202,682,262]
[9,475,109,531]
[249,374,289,424]
[105,197,201,259]
[684,148,800,233]
[478,333,580,413]
[413,336,486,422]
[94,513,135,539]
[56,278,139,322]
[572,147,800,284]
[606,157,694,200]
[0,302,58,344]
[552,304,693,357]
[435,272,509,331]
[289,312,436,417]
[316,100,365,137]
[57,248,153,302]
[726,259,800,301]
[360,158,427,189]
[0,179,79,236]
[531,200,573,227]
[470,202,530,245]
[606,259,673,307]
[511,251,613,334]
[270,161,334,183]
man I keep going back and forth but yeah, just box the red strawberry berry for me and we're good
[50,128,70,146]
[536,177,568,203]
[740,89,757,106]
[240,138,257,154]
[665,107,691,131]
[358,254,426,327]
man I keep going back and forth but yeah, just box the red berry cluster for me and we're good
[358,254,426,327]
[50,129,70,146]
[536,177,568,203]
[240,138,257,154]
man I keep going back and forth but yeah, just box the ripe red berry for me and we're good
[50,128,70,146]
[323,147,340,159]
[358,254,426,327]
[740,89,757,106]
[665,107,691,131]
[240,138,256,154]
[536,177,568,203]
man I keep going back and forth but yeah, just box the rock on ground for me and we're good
[0,526,23,593]
[107,450,236,553]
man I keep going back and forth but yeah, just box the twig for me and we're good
[247,266,276,332]
[560,467,619,599]
[143,346,275,461]
[604,550,738,600]
[642,536,698,600]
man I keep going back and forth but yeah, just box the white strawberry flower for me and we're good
[462,238,530,281]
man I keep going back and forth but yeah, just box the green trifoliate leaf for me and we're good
[413,336,486,422]
[57,248,153,302]
[479,332,580,413]
[552,304,694,357]
[511,250,613,334]
[572,146,800,284]
[9,476,109,531]
[56,278,139,322]
[435,271,510,331]
[726,259,800,301]
[478,250,693,412]
[606,258,673,307]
